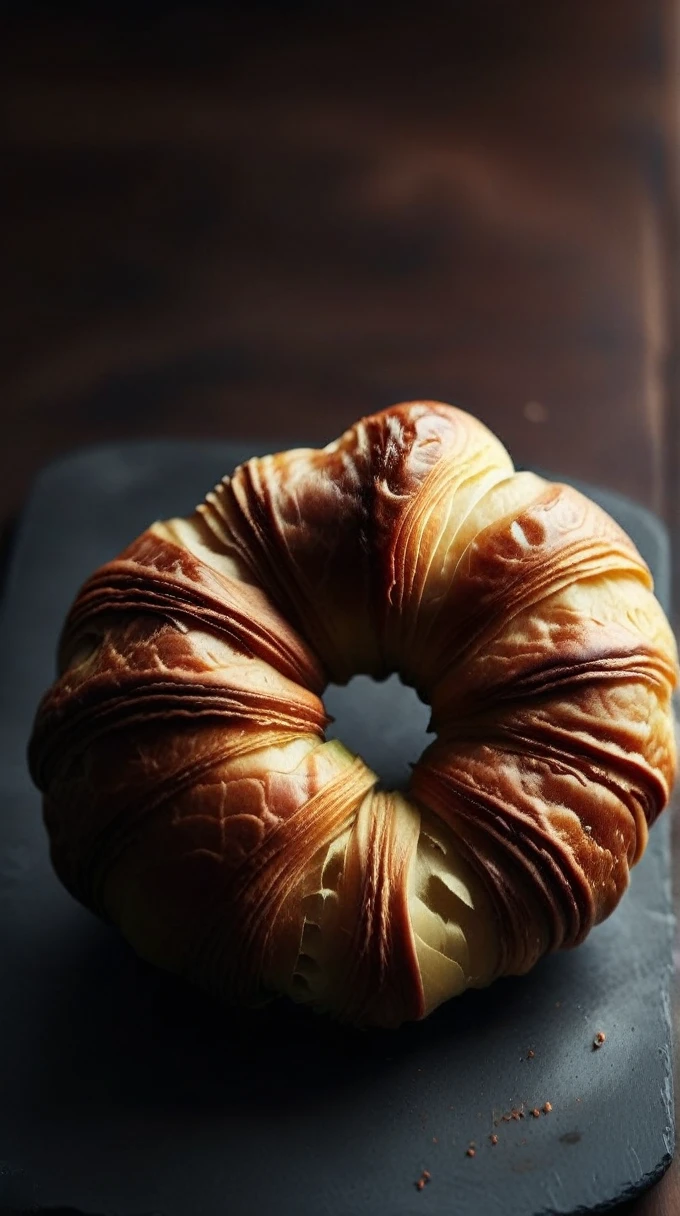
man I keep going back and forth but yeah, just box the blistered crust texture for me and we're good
[29,402,678,1027]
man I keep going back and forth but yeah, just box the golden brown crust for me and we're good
[28,401,678,1026]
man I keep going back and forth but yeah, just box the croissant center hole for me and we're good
[324,673,434,791]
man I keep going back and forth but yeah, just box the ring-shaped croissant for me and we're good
[29,402,678,1027]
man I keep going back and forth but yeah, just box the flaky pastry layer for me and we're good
[29,402,678,1026]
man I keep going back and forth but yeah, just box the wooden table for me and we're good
[3,2,680,1211]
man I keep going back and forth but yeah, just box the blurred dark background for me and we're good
[2,3,680,1213]
[3,0,680,571]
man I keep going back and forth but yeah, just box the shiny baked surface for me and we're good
[29,402,678,1026]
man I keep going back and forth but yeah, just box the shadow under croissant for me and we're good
[35,915,597,1118]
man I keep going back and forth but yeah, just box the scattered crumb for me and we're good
[527,1049,535,1059]
[543,1102,552,1114]
[593,1031,606,1050]
[498,1104,526,1124]
[415,1169,431,1191]
[490,1134,498,1146]
[531,1108,540,1119]
[432,1137,438,1144]
[466,1147,476,1158]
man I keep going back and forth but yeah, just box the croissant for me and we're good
[29,401,678,1028]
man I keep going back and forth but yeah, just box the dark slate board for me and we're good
[0,441,674,1216]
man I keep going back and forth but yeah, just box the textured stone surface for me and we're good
[0,443,674,1215]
